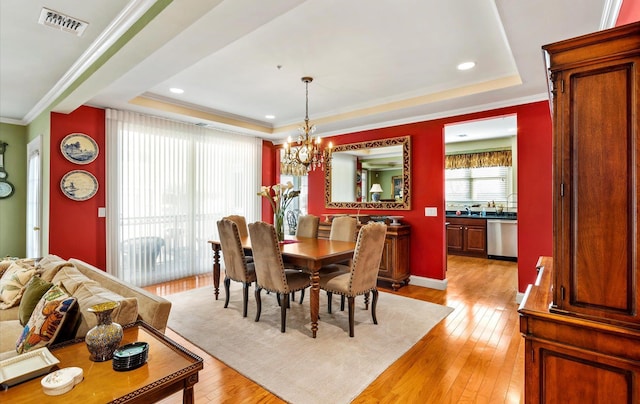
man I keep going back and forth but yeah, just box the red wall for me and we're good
[265,101,554,292]
[50,106,106,268]
[617,0,640,26]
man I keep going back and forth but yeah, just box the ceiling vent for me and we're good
[38,8,89,37]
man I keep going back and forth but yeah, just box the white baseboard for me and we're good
[409,275,448,290]
[516,292,525,304]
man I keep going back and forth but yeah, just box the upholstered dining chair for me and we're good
[216,219,257,317]
[329,216,358,242]
[295,214,319,238]
[223,215,252,263]
[248,221,311,333]
[319,222,387,337]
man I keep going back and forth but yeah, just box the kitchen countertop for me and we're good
[445,211,517,220]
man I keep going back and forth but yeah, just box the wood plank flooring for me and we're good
[144,255,524,403]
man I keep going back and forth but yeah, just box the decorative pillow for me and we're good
[0,262,37,309]
[36,255,74,282]
[72,283,138,337]
[18,276,53,325]
[16,284,77,354]
[0,259,14,278]
[51,265,99,295]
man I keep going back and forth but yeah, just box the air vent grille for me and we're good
[38,8,88,37]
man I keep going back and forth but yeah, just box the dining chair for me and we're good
[329,216,358,242]
[295,214,319,238]
[248,221,311,333]
[216,219,257,317]
[223,215,253,263]
[319,222,387,337]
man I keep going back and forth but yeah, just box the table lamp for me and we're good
[370,183,383,202]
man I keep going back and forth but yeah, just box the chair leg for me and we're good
[364,291,370,310]
[327,292,333,313]
[299,289,305,304]
[242,282,250,318]
[371,289,378,325]
[348,296,355,337]
[340,295,345,311]
[223,278,231,308]
[281,293,289,332]
[254,287,262,322]
[276,293,281,307]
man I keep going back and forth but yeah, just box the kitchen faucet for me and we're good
[465,206,471,215]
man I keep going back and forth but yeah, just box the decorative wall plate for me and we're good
[60,170,98,201]
[60,133,98,164]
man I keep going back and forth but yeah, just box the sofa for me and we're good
[0,255,171,360]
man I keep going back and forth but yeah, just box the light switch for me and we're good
[98,207,106,217]
[425,207,437,217]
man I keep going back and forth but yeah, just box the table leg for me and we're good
[310,266,320,338]
[211,243,221,300]
[182,373,199,403]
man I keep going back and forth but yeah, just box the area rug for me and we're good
[165,284,453,404]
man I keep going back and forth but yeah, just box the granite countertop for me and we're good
[445,211,517,220]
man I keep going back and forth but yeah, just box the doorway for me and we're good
[26,136,42,258]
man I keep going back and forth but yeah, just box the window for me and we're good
[106,110,261,286]
[445,166,511,203]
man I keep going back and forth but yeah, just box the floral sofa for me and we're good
[0,255,171,360]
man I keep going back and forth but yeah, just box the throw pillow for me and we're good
[72,283,138,337]
[0,262,37,310]
[51,265,99,295]
[18,276,53,325]
[16,284,77,354]
[36,255,74,282]
[0,259,13,278]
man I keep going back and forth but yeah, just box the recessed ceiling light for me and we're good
[265,115,275,120]
[457,62,476,71]
[169,87,184,94]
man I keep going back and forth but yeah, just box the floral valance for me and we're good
[445,150,512,169]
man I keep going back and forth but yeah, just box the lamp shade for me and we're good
[369,184,383,193]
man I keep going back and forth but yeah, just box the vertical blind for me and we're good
[106,110,261,286]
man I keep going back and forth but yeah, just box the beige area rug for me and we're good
[166,284,453,404]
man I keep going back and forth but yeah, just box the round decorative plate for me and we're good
[60,133,98,164]
[60,170,98,201]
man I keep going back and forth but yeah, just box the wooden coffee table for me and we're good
[1,321,203,403]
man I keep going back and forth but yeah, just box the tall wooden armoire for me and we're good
[519,22,640,403]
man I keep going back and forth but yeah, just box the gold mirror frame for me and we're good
[325,136,411,210]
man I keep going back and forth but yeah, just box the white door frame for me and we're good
[26,136,42,258]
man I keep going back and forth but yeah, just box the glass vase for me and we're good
[274,212,285,242]
[85,301,124,362]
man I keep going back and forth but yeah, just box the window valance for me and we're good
[445,150,512,169]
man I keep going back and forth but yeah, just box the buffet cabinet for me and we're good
[318,221,411,290]
[519,22,640,403]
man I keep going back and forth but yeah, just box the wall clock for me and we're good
[0,142,15,199]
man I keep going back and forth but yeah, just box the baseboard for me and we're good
[516,292,525,304]
[409,275,448,290]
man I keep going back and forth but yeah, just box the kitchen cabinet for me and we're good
[519,22,640,404]
[446,217,486,258]
[318,220,411,290]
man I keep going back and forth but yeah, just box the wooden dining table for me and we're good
[208,236,356,338]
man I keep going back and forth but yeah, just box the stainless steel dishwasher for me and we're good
[487,219,518,261]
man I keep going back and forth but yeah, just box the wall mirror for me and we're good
[325,136,411,210]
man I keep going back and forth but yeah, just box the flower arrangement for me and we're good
[258,182,300,240]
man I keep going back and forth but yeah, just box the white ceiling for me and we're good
[0,0,613,142]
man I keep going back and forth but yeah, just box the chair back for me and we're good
[347,222,387,294]
[223,215,249,238]
[248,221,290,293]
[217,219,251,282]
[329,216,358,242]
[296,214,319,238]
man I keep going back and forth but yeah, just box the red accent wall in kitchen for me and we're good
[50,106,106,268]
[617,1,640,26]
[299,101,553,292]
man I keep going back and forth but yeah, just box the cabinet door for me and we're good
[552,55,640,325]
[377,237,393,278]
[525,339,639,404]
[447,224,464,252]
[465,225,486,254]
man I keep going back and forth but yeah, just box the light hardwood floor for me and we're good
[144,255,524,403]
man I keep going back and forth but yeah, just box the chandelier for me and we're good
[281,77,332,176]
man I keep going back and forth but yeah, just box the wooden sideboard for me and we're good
[318,220,411,290]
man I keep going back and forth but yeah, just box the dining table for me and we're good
[208,236,356,338]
